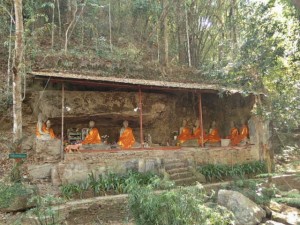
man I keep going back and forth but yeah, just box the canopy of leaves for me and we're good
[0,0,299,129]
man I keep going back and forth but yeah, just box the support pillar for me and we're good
[138,86,144,148]
[198,93,204,147]
[61,83,65,160]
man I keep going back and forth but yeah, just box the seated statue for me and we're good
[36,114,56,140]
[117,120,136,149]
[232,120,249,146]
[226,121,239,145]
[177,119,192,144]
[192,119,208,145]
[81,121,101,145]
[207,121,221,143]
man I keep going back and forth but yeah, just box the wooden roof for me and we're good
[30,71,255,94]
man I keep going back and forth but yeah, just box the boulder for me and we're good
[59,161,89,184]
[271,211,298,225]
[28,164,53,179]
[217,189,266,225]
[271,205,300,225]
[0,185,37,212]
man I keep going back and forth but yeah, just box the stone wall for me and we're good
[47,145,259,185]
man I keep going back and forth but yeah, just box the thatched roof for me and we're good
[30,70,254,94]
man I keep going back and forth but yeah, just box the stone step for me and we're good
[169,171,194,180]
[165,162,187,170]
[166,167,189,175]
[174,177,198,186]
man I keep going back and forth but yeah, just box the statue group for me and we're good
[36,114,249,150]
[36,114,137,150]
[177,119,249,147]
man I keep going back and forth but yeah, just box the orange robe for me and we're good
[227,127,239,145]
[118,127,135,149]
[36,123,56,139]
[232,125,249,145]
[192,128,208,145]
[207,128,221,143]
[82,128,101,144]
[177,127,192,144]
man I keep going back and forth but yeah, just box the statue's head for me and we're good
[230,121,236,128]
[89,121,95,128]
[182,119,188,126]
[123,120,129,128]
[46,120,51,128]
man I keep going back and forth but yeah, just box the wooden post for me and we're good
[199,93,204,147]
[138,86,144,148]
[61,83,65,160]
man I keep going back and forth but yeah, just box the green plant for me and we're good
[28,194,63,225]
[198,161,267,182]
[60,184,80,200]
[128,186,234,225]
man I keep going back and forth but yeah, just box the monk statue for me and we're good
[36,114,56,140]
[226,121,239,145]
[207,121,221,144]
[82,121,101,145]
[177,119,192,144]
[192,119,207,145]
[232,119,249,146]
[117,120,136,149]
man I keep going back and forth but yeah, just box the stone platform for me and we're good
[49,145,259,185]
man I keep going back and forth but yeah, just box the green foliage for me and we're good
[0,182,32,209]
[274,197,300,208]
[198,161,267,182]
[28,194,63,225]
[60,171,173,200]
[128,186,234,225]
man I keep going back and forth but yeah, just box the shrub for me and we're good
[128,186,234,225]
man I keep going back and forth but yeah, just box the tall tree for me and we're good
[12,0,24,144]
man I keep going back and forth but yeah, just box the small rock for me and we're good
[269,201,283,212]
[265,220,285,225]
[218,189,266,225]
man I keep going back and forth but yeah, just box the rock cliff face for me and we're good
[23,88,255,145]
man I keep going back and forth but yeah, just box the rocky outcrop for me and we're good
[0,185,37,212]
[28,163,53,179]
[35,139,61,162]
[217,189,266,225]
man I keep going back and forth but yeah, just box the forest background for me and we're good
[0,0,299,140]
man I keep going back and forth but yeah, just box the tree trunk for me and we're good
[13,0,24,144]
[162,0,169,66]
